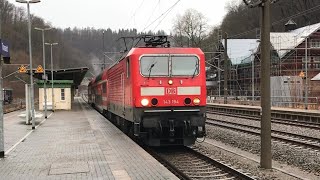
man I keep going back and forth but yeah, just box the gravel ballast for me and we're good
[205,124,320,176]
[207,113,320,139]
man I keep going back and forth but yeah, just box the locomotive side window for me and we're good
[140,56,169,76]
[126,58,130,78]
[171,56,199,76]
[103,82,107,93]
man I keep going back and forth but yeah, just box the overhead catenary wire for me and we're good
[143,0,161,29]
[229,4,320,39]
[152,4,176,32]
[141,0,181,32]
[123,0,146,29]
[200,3,320,52]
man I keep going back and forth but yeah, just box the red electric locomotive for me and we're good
[88,36,206,146]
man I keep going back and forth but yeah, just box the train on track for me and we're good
[88,35,206,146]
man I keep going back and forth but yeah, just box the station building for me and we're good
[35,67,88,110]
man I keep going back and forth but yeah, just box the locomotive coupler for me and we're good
[169,120,175,137]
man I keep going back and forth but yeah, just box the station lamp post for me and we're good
[45,42,58,112]
[35,27,51,119]
[16,0,41,130]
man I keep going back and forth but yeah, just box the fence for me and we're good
[207,96,319,110]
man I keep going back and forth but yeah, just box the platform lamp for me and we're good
[16,0,41,130]
[45,42,58,112]
[35,27,52,119]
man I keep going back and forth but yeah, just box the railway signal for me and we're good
[18,65,27,73]
[35,65,44,73]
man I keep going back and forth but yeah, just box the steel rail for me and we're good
[206,119,320,150]
[149,146,256,180]
[207,110,320,130]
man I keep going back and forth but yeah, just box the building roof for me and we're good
[221,22,320,65]
[221,39,260,65]
[32,67,89,88]
[311,72,320,81]
[271,22,320,58]
[37,80,74,88]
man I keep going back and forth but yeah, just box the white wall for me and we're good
[39,88,71,110]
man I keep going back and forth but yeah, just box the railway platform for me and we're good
[0,97,178,179]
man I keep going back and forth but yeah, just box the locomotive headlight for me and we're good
[141,98,149,106]
[168,79,173,85]
[193,98,200,105]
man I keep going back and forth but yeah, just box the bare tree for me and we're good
[172,9,208,47]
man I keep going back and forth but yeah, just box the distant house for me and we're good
[212,21,320,107]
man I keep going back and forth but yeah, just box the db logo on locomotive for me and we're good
[165,87,176,95]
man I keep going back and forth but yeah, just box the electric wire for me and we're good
[141,0,181,32]
[143,0,161,30]
[229,4,320,38]
[152,3,177,32]
[123,0,146,29]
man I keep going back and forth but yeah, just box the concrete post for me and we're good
[260,0,272,169]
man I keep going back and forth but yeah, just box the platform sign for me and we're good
[18,65,27,73]
[0,39,10,64]
[35,65,44,73]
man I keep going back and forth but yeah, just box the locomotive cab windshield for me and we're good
[140,55,199,77]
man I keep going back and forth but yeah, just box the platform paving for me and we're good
[0,97,178,180]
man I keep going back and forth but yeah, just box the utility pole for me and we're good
[260,0,272,169]
[218,58,221,97]
[0,11,4,158]
[304,37,308,110]
[251,49,255,101]
[243,0,273,169]
[223,33,228,104]
[102,30,105,69]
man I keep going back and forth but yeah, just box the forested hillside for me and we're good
[219,0,320,40]
[1,0,320,88]
[0,0,150,80]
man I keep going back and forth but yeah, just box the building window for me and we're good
[61,89,65,100]
[311,40,320,48]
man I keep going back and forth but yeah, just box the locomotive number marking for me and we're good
[163,99,179,104]
[165,87,176,95]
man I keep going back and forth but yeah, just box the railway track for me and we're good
[89,97,255,179]
[148,146,255,180]
[206,118,320,150]
[207,110,320,130]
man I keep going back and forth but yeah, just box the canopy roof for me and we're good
[32,67,88,88]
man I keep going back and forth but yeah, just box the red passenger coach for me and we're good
[88,36,206,146]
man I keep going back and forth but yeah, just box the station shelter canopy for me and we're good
[32,67,89,89]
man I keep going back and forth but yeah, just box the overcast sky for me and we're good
[8,0,240,33]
